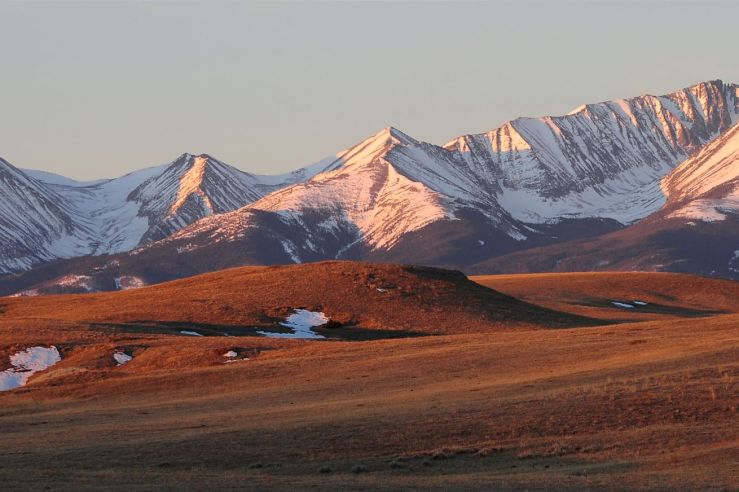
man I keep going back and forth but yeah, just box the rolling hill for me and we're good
[0,261,597,336]
[0,268,736,490]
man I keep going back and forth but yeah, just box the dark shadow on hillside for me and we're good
[576,298,725,318]
[89,321,425,341]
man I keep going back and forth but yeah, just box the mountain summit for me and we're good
[1,80,738,290]
[126,153,269,243]
[0,153,303,273]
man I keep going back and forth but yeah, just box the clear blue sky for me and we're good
[1,1,737,179]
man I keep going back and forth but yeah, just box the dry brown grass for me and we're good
[0,265,737,490]
[472,271,739,321]
[1,261,595,335]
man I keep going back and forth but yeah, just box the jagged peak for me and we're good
[365,126,417,146]
[567,104,587,115]
[445,79,738,152]
[164,153,239,180]
[682,78,730,93]
[172,152,215,165]
[321,126,421,172]
[170,152,194,164]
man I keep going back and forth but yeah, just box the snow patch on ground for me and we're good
[258,309,328,339]
[0,346,61,391]
[113,351,133,366]
[223,350,249,363]
[612,301,635,309]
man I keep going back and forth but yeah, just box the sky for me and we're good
[0,1,737,180]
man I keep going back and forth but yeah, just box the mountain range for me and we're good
[1,79,737,295]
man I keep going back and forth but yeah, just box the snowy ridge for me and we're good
[253,128,460,250]
[153,81,739,262]
[0,153,307,273]
[160,126,522,263]
[1,79,738,274]
[169,155,215,215]
[0,157,90,271]
[158,128,464,261]
[662,122,739,222]
[126,153,268,243]
[444,80,738,224]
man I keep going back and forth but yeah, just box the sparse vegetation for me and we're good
[0,268,736,490]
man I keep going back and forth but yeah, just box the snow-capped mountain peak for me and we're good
[441,79,738,224]
[0,153,291,273]
[2,79,739,282]
[326,126,418,170]
[169,154,215,216]
[124,152,270,243]
[247,126,456,252]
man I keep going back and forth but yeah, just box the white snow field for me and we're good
[0,346,61,391]
[113,351,133,366]
[612,301,635,309]
[258,309,328,339]
[180,330,204,337]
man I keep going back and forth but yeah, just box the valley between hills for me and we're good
[0,262,736,490]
